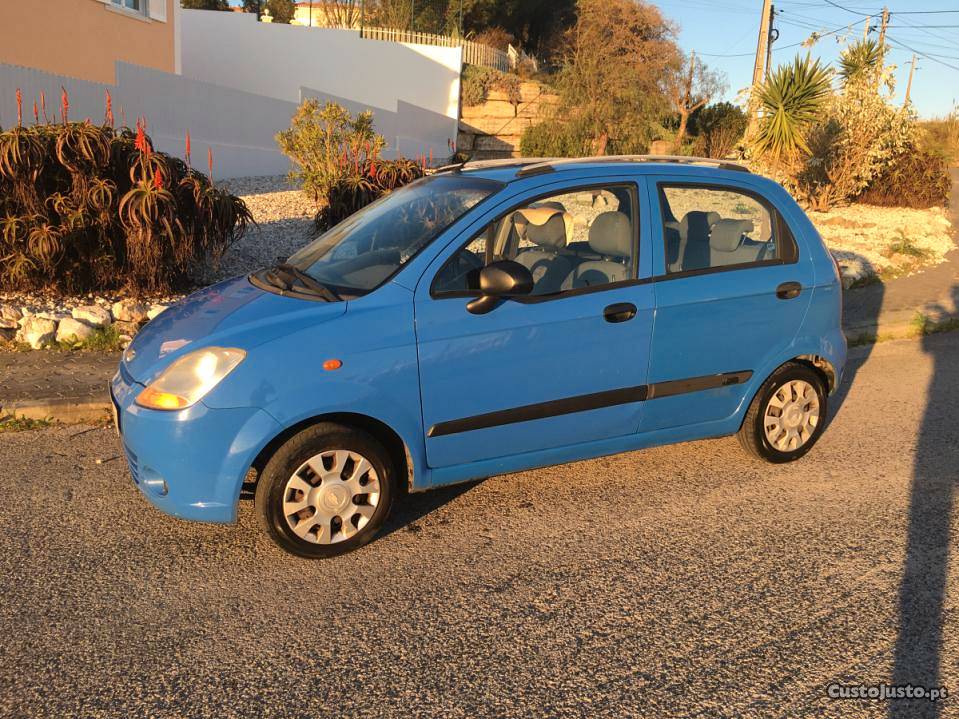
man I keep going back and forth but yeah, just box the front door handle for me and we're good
[604,302,637,323]
[776,281,802,300]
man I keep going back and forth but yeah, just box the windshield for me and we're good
[285,174,502,294]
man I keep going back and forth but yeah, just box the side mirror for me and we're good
[466,260,534,315]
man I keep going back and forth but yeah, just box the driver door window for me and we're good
[432,185,637,297]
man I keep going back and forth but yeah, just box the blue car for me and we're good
[111,156,846,558]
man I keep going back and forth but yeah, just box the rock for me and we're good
[119,334,134,350]
[146,304,169,321]
[56,318,96,345]
[16,316,56,349]
[36,311,68,322]
[72,305,112,327]
[113,320,139,336]
[0,303,21,323]
[0,318,17,330]
[112,299,149,324]
[0,326,15,342]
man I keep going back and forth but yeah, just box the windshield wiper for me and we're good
[268,263,341,302]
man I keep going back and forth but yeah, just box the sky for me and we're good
[227,0,957,118]
[660,0,959,118]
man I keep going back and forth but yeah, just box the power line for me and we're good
[885,33,959,71]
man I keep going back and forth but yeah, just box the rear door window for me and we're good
[659,184,796,275]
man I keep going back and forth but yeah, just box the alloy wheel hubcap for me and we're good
[763,379,820,452]
[282,449,380,544]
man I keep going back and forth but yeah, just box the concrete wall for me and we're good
[0,11,462,178]
[180,10,462,160]
[0,0,177,84]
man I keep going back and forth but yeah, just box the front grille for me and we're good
[123,444,140,484]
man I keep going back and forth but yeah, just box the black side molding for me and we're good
[427,371,753,438]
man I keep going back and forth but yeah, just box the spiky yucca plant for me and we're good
[838,39,883,86]
[753,55,833,160]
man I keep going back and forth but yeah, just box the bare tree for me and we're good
[317,0,361,27]
[669,52,725,147]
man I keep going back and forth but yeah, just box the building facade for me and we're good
[0,0,178,83]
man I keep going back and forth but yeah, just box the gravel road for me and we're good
[2,333,958,718]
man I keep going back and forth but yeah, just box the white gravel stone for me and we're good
[112,299,150,324]
[56,318,96,345]
[16,316,57,349]
[0,304,21,323]
[146,304,169,321]
[72,305,112,327]
[211,176,316,282]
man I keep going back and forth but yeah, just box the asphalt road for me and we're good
[2,333,958,718]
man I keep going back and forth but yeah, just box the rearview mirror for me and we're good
[466,260,534,315]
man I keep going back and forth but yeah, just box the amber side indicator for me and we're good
[323,359,343,371]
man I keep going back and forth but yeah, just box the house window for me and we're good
[112,0,145,13]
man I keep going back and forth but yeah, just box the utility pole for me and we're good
[876,7,890,85]
[904,54,917,106]
[765,6,779,82]
[748,0,774,132]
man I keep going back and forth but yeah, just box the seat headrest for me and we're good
[710,219,754,252]
[588,211,632,259]
[680,210,720,231]
[514,207,573,249]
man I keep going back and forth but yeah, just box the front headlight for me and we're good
[136,347,246,411]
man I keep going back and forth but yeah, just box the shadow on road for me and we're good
[889,284,959,719]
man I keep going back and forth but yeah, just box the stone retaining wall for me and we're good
[457,81,558,160]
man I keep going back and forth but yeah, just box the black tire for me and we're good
[255,422,395,558]
[738,362,828,464]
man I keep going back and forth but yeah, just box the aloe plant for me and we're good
[753,55,833,159]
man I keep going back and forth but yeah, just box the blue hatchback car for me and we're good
[111,156,846,557]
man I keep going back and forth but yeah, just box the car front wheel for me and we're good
[738,363,828,463]
[255,423,395,558]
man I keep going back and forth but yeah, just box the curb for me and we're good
[1,398,112,424]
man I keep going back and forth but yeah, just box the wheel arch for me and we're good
[250,412,415,494]
[793,353,837,394]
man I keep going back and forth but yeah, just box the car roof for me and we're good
[435,155,752,184]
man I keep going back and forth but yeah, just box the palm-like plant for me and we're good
[753,55,833,159]
[838,39,883,85]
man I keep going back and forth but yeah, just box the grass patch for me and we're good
[911,312,959,337]
[0,415,54,433]
[56,325,125,352]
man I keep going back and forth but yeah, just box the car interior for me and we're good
[435,187,637,296]
[661,187,778,273]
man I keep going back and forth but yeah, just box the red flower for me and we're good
[16,88,22,127]
[153,170,164,191]
[185,130,192,167]
[208,147,214,181]
[60,86,69,123]
[104,90,114,127]
[39,90,47,123]
[33,101,39,124]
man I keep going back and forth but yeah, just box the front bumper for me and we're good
[111,366,282,523]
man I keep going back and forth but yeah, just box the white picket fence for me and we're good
[360,26,510,72]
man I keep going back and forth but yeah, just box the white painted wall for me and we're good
[0,11,462,178]
[180,10,462,155]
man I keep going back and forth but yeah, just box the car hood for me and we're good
[123,276,347,383]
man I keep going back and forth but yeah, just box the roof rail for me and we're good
[434,157,552,174]
[515,155,751,177]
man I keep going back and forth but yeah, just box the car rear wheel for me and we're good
[738,363,828,463]
[255,423,395,558]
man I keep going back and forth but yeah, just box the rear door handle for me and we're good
[776,281,802,300]
[604,302,637,323]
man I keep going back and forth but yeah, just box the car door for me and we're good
[643,175,815,431]
[414,178,655,469]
